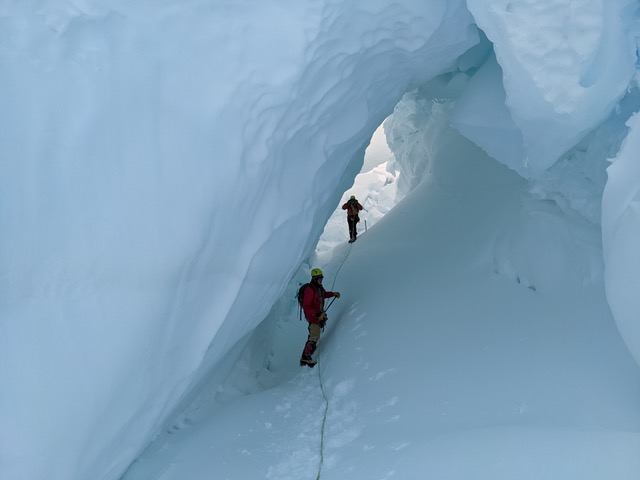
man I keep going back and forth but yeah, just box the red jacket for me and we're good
[342,199,363,217]
[302,282,337,323]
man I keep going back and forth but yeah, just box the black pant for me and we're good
[347,215,359,239]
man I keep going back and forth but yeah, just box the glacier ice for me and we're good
[1,0,639,479]
[0,1,477,479]
[465,0,637,175]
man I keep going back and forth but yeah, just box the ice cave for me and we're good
[1,1,640,479]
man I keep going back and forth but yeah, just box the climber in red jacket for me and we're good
[341,195,363,243]
[299,267,340,367]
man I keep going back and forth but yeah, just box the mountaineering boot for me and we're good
[300,355,317,368]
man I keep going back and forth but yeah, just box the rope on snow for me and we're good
[314,241,352,479]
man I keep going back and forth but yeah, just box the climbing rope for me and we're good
[324,241,351,312]
[315,364,330,480]
[313,242,353,479]
[330,242,351,290]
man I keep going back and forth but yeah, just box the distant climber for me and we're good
[341,195,363,243]
[299,268,340,367]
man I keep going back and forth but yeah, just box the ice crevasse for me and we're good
[0,1,638,479]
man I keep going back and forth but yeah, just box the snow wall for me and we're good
[0,1,638,479]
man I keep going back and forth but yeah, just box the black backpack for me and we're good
[297,283,315,320]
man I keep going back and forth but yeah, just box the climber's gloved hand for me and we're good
[333,292,341,298]
[317,311,327,322]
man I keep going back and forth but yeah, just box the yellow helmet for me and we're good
[310,267,323,278]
